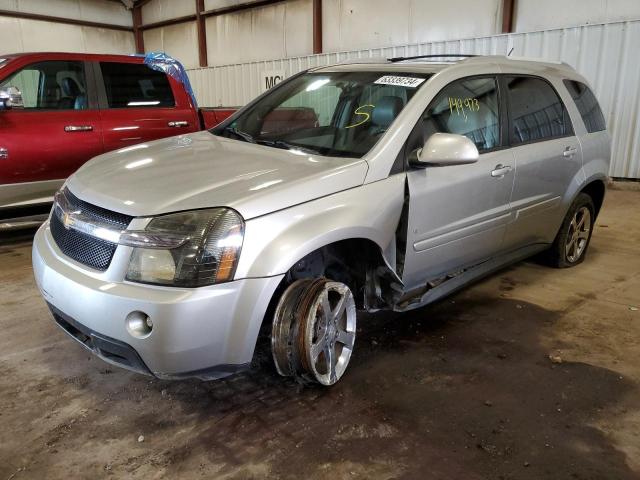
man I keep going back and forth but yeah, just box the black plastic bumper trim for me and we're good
[47,303,250,381]
[48,303,153,376]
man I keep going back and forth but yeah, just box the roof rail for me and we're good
[388,54,479,63]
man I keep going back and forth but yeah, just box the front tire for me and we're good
[271,278,357,386]
[546,193,595,268]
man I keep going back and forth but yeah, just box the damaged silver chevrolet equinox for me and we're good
[33,56,611,385]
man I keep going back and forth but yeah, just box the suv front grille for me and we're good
[50,189,133,271]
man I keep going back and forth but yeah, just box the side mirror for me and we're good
[0,86,24,110]
[410,133,479,168]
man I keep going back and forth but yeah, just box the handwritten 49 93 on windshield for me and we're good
[448,97,480,122]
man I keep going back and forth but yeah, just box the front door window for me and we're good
[421,77,501,152]
[0,61,87,110]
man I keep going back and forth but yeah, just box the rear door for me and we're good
[563,79,610,180]
[0,59,102,202]
[501,75,582,250]
[401,76,515,289]
[94,61,199,153]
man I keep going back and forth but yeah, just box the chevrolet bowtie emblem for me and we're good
[62,211,74,229]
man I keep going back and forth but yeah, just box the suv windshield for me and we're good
[212,71,430,158]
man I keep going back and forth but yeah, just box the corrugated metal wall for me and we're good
[187,20,640,179]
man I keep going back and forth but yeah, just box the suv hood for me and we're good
[67,131,368,219]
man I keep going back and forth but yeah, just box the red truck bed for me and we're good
[200,107,238,130]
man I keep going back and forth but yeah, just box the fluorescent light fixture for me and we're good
[117,144,148,154]
[93,227,121,243]
[125,158,153,169]
[217,233,244,248]
[306,78,330,92]
[288,149,307,156]
[127,100,160,106]
[113,126,140,131]
[249,180,283,191]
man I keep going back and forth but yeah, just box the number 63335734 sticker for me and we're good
[448,97,480,121]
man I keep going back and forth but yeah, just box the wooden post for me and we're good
[196,0,208,67]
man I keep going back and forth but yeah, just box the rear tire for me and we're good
[546,193,595,268]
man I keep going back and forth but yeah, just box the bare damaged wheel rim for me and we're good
[565,206,591,263]
[303,282,356,386]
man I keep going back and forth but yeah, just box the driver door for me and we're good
[0,60,103,194]
[401,76,515,290]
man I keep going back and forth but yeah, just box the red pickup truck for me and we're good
[0,52,235,230]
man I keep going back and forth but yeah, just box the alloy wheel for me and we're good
[300,282,356,386]
[565,206,592,263]
[272,279,357,386]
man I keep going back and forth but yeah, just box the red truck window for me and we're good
[0,60,87,110]
[99,62,175,109]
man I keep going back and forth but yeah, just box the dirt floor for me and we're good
[1,187,639,480]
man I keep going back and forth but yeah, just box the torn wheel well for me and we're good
[580,180,606,217]
[253,239,402,369]
[284,239,381,308]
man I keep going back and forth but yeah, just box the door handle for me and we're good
[491,164,513,178]
[168,121,189,128]
[0,148,7,160]
[64,125,93,132]
[563,146,578,157]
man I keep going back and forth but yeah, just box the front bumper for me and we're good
[32,221,284,380]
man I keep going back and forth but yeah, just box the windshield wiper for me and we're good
[256,139,320,155]
[221,127,320,154]
[222,126,256,144]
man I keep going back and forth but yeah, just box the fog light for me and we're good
[126,311,153,338]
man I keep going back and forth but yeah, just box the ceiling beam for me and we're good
[0,9,133,31]
[201,0,286,18]
[139,14,197,31]
[136,0,287,32]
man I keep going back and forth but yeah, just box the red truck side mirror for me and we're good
[0,86,24,110]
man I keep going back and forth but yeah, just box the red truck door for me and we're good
[94,61,199,152]
[0,60,103,191]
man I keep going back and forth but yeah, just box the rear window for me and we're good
[563,80,606,133]
[100,62,174,108]
[506,76,573,144]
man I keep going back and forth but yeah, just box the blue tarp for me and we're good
[138,52,198,108]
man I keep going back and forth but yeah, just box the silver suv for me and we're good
[32,56,610,386]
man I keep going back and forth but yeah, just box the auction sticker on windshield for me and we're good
[374,75,426,88]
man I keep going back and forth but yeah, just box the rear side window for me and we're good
[506,76,572,144]
[100,62,174,108]
[420,76,501,152]
[563,80,606,133]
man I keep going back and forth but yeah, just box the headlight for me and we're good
[126,208,244,287]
